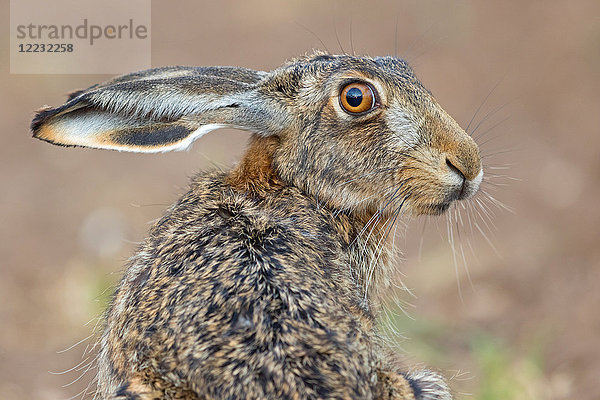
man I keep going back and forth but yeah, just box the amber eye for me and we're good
[339,82,375,114]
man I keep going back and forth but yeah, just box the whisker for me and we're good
[481,190,514,213]
[332,14,346,54]
[446,206,464,302]
[466,78,503,134]
[482,172,520,181]
[473,220,501,258]
[455,207,475,292]
[474,198,497,228]
[349,18,355,56]
[364,202,405,300]
[61,359,96,387]
[481,148,517,159]
[401,22,436,65]
[417,218,429,263]
[56,334,95,354]
[486,164,514,170]
[470,100,512,139]
[474,115,511,145]
[294,22,330,54]
[394,15,399,58]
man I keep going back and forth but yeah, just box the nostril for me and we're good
[446,158,465,180]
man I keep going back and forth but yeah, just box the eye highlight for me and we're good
[339,82,376,114]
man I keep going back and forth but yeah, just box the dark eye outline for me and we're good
[339,81,379,115]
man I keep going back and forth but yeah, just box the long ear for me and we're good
[31,66,292,153]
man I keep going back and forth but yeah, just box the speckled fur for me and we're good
[32,52,482,399]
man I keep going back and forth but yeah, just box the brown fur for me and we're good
[226,136,284,195]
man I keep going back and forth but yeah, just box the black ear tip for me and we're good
[31,100,79,136]
[30,106,55,135]
[30,105,68,145]
[30,107,77,148]
[32,87,93,135]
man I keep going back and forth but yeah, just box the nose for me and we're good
[438,120,481,181]
[445,152,479,181]
[445,157,465,181]
[446,155,483,200]
[435,116,483,199]
[424,108,482,181]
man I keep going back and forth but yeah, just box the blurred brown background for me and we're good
[1,1,599,399]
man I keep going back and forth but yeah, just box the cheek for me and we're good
[398,147,451,205]
[320,107,389,159]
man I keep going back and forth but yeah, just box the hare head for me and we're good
[32,52,482,217]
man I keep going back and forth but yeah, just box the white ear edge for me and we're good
[142,123,229,153]
[38,110,229,153]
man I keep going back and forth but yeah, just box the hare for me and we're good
[32,52,482,400]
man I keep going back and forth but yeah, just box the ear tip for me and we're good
[30,118,77,149]
[31,90,91,135]
[31,105,65,146]
[31,106,53,134]
[30,119,54,142]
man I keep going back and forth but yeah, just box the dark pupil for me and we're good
[346,87,363,107]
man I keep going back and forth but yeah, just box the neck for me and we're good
[227,136,395,307]
[349,214,397,308]
[226,135,284,195]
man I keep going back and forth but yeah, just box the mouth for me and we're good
[414,169,484,216]
[457,180,469,200]
[419,201,452,216]
[458,169,484,200]
[393,165,484,217]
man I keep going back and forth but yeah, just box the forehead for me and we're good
[299,55,426,91]
[293,54,429,106]
[300,54,416,78]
